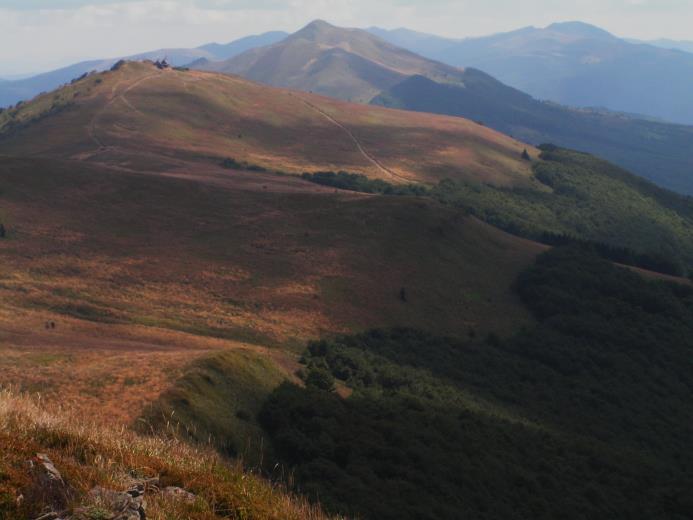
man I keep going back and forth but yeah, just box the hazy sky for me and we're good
[1,0,691,75]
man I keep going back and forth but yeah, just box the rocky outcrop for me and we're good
[26,454,196,520]
[162,485,197,503]
[26,453,72,514]
[72,486,146,520]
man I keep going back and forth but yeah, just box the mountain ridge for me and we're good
[199,20,466,103]
[0,61,535,188]
[372,21,693,125]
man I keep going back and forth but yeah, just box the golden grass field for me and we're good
[0,388,335,519]
[0,62,537,186]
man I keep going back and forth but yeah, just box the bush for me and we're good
[301,171,427,196]
[304,368,335,392]
[220,157,267,172]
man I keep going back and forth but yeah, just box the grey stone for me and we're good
[162,486,197,503]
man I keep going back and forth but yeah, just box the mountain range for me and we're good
[627,37,693,54]
[193,20,693,194]
[370,21,693,126]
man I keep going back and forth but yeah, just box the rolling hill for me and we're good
[3,61,693,270]
[372,72,693,195]
[0,61,535,187]
[372,21,693,125]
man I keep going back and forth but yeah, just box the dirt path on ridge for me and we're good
[296,95,417,183]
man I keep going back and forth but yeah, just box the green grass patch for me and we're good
[142,350,288,466]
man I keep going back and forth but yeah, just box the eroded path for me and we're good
[87,73,159,149]
[296,95,417,183]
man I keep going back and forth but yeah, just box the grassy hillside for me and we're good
[373,72,693,194]
[430,146,693,273]
[0,61,535,187]
[0,152,548,518]
[301,147,693,275]
[259,247,693,519]
[0,389,332,519]
[0,155,540,351]
[143,350,290,466]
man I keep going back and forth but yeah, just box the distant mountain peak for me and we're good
[305,19,334,28]
[296,19,338,36]
[546,21,615,39]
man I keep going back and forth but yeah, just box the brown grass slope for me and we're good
[205,20,466,103]
[0,389,334,519]
[0,155,540,350]
[0,152,543,455]
[0,61,535,186]
[0,58,540,442]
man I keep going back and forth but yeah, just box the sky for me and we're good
[0,0,691,75]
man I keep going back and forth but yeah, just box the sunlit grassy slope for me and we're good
[0,151,543,447]
[0,389,333,520]
[0,155,540,350]
[0,61,536,187]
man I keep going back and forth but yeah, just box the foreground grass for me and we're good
[0,389,332,520]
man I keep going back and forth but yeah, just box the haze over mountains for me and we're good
[371,21,693,125]
[0,31,288,109]
[628,38,693,54]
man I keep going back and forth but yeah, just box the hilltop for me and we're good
[0,61,535,186]
[0,31,289,110]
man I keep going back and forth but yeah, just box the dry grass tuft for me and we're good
[0,389,334,519]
